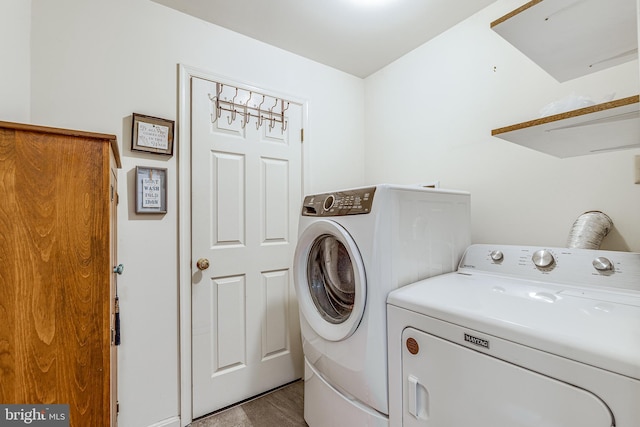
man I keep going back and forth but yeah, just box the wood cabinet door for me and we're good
[0,125,116,427]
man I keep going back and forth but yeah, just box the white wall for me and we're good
[364,0,640,252]
[0,0,31,122]
[27,1,365,426]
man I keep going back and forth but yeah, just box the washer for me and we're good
[294,184,470,427]
[387,244,640,427]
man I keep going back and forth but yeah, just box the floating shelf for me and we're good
[491,0,638,82]
[492,95,640,158]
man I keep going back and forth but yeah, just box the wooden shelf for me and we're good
[491,0,638,82]
[492,95,640,158]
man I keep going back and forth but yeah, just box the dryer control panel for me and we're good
[301,187,376,216]
[459,244,640,295]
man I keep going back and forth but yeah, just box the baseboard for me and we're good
[145,416,181,427]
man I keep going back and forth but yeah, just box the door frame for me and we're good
[177,64,310,426]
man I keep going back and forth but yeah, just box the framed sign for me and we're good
[131,113,175,156]
[135,166,167,214]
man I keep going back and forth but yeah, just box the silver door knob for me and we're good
[196,258,210,271]
[113,264,124,275]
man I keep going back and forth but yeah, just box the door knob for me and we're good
[196,258,210,271]
[113,264,124,275]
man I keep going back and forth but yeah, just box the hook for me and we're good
[208,84,225,124]
[227,88,239,125]
[256,95,266,130]
[243,111,252,129]
[215,84,223,120]
[268,97,279,120]
[268,97,279,131]
[280,101,290,132]
[208,93,218,124]
[241,92,253,129]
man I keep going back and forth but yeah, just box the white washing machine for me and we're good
[293,184,471,427]
[387,244,640,427]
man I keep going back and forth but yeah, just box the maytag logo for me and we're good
[464,333,489,349]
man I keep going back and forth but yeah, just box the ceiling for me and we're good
[151,0,497,78]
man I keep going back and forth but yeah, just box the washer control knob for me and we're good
[490,250,504,262]
[323,195,335,211]
[593,257,614,272]
[532,249,555,269]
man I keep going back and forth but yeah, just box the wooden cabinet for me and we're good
[0,121,121,426]
[490,0,640,157]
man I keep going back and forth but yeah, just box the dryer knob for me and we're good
[490,250,504,262]
[593,257,613,272]
[532,249,555,269]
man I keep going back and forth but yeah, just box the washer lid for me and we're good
[387,272,640,380]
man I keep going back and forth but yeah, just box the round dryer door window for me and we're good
[294,219,366,341]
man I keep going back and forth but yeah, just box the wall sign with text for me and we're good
[131,113,175,156]
[135,166,167,214]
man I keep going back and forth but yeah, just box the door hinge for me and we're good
[300,128,304,143]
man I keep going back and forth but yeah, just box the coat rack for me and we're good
[208,83,289,132]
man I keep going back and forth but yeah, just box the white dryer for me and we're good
[293,184,470,427]
[387,244,640,427]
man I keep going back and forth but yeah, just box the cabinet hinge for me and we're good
[117,401,120,414]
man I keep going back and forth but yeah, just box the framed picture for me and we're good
[135,166,167,214]
[131,113,175,156]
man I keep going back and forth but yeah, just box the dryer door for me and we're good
[294,219,366,341]
[401,327,614,427]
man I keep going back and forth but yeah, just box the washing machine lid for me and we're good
[294,219,366,341]
[387,272,640,380]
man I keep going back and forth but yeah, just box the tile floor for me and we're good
[191,380,307,427]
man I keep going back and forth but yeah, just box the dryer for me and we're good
[387,244,640,427]
[293,184,470,427]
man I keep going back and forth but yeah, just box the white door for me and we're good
[190,76,304,418]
